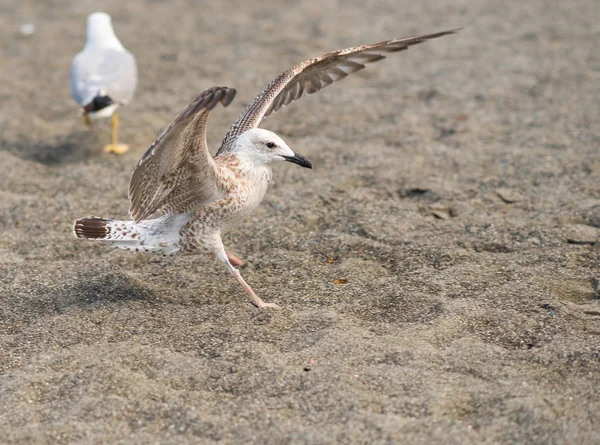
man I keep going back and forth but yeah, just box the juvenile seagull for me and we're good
[74,29,458,309]
[71,12,137,154]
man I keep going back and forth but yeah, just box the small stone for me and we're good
[431,208,450,220]
[496,188,521,204]
[565,224,598,245]
[579,199,600,210]
[19,24,36,37]
[430,204,452,220]
[303,358,315,371]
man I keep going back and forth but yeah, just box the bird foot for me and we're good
[104,143,129,154]
[226,252,244,267]
[252,299,281,310]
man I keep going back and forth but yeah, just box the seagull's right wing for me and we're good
[216,29,459,155]
[70,48,137,106]
[128,87,236,222]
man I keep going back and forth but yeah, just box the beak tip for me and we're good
[283,152,312,169]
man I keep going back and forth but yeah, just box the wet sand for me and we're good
[1,0,599,443]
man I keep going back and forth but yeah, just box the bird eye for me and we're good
[266,142,276,149]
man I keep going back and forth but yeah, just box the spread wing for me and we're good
[70,48,137,106]
[128,86,236,222]
[217,29,459,155]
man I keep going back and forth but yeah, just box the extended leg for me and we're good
[104,113,129,154]
[216,250,280,309]
[226,252,244,267]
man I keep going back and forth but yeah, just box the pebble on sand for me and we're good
[19,24,36,37]
[496,188,521,204]
[565,224,598,245]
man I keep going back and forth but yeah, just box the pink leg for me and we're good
[226,252,244,267]
[231,269,280,309]
[217,250,280,309]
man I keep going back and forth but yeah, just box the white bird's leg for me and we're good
[215,249,280,309]
[104,112,129,154]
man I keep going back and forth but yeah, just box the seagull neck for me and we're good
[85,26,124,51]
[227,154,273,187]
[234,152,272,171]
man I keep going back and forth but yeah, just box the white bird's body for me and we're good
[70,12,137,152]
[74,30,459,308]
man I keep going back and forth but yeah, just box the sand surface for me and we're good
[1,0,599,443]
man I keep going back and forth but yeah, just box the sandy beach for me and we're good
[1,0,599,443]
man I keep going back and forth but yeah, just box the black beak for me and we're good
[282,152,312,169]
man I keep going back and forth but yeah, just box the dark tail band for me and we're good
[83,95,114,113]
[74,216,111,239]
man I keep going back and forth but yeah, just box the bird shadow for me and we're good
[48,272,156,315]
[2,273,156,335]
[1,129,104,166]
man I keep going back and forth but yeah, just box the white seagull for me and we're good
[74,29,459,309]
[70,12,137,154]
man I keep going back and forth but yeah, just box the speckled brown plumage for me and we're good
[129,86,236,222]
[74,29,459,309]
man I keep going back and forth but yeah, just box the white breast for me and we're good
[225,164,272,232]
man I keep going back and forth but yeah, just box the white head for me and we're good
[233,129,312,169]
[84,12,124,51]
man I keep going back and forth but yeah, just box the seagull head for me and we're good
[234,129,312,169]
[85,12,124,51]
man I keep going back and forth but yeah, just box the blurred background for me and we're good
[0,1,598,444]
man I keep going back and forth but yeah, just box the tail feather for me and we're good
[74,216,110,239]
[73,214,189,255]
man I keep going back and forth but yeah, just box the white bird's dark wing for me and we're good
[217,29,459,155]
[70,48,137,106]
[128,87,236,222]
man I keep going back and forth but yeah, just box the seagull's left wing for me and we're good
[217,29,459,155]
[128,86,236,222]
